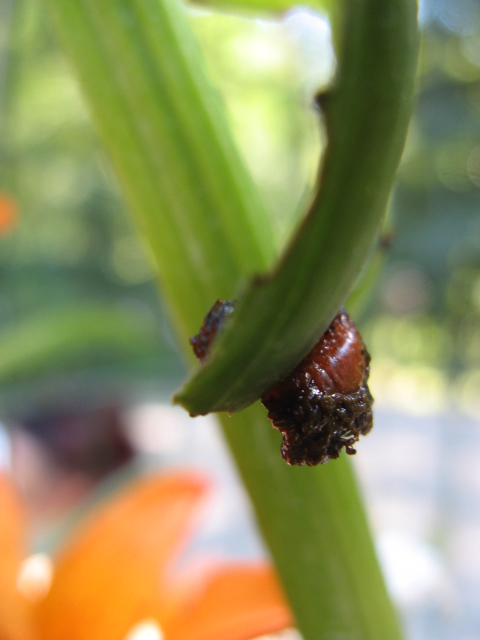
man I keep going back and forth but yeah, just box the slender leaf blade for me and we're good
[0,304,159,384]
[41,0,277,345]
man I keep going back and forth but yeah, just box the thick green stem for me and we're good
[41,0,276,344]
[222,403,403,639]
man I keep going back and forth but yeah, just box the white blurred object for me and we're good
[284,9,336,94]
[16,553,54,604]
[126,403,189,455]
[254,630,303,640]
[377,530,453,610]
[0,421,11,469]
[123,620,164,640]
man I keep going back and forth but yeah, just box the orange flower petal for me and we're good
[166,564,292,640]
[0,473,36,640]
[34,472,292,640]
[34,472,209,640]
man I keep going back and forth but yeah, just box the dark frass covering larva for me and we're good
[190,302,373,466]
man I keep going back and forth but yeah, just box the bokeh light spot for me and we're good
[16,553,54,603]
[123,620,164,640]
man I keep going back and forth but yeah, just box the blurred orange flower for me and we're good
[0,471,292,640]
[0,194,18,233]
[0,474,35,640]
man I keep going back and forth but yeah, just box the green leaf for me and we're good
[175,0,418,416]
[0,304,158,384]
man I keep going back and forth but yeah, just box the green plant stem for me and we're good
[222,403,403,639]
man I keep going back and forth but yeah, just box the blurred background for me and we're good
[0,0,480,638]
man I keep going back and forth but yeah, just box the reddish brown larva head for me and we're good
[302,311,369,394]
[261,311,373,466]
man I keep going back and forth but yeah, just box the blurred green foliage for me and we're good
[0,0,328,414]
[0,0,187,411]
[362,5,480,414]
[1,0,480,415]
